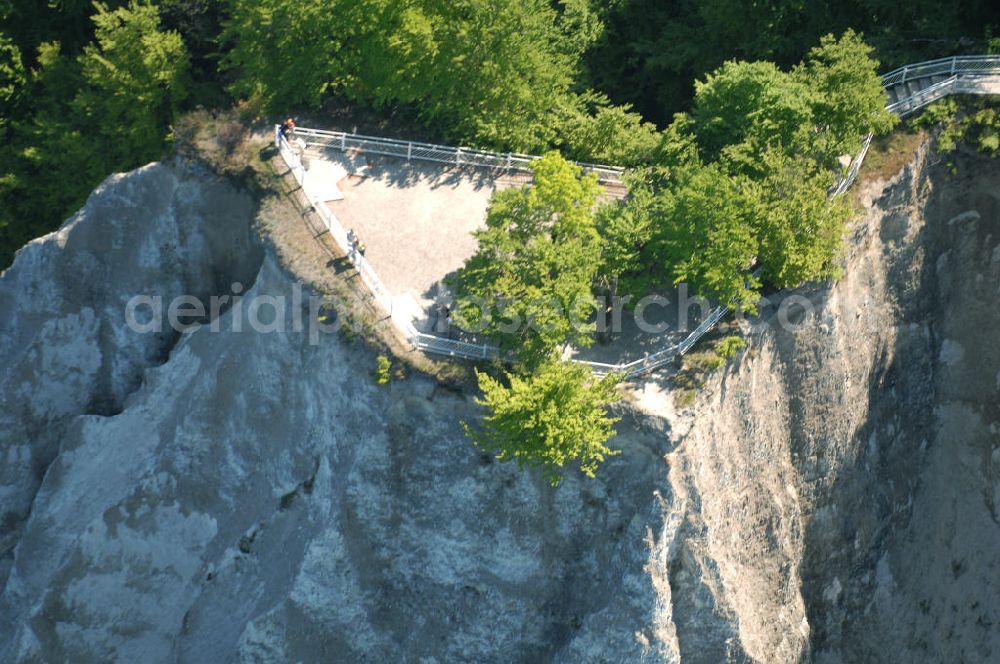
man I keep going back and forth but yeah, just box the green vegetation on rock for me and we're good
[375,354,391,385]
[466,360,621,486]
[596,31,892,312]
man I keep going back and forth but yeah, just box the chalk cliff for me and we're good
[1,143,997,662]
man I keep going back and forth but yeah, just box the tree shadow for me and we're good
[313,146,520,193]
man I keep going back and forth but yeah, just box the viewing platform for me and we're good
[274,55,1000,377]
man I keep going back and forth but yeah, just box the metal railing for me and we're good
[276,128,395,316]
[274,55,999,379]
[410,331,499,361]
[575,301,732,378]
[292,126,625,185]
[885,75,959,116]
[831,132,874,196]
[881,55,1000,87]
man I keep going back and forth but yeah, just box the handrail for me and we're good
[881,55,1000,87]
[885,75,958,116]
[275,128,395,315]
[274,55,1000,379]
[291,126,625,185]
[830,133,874,196]
[410,331,499,361]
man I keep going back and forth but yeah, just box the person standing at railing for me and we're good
[347,228,358,263]
[433,304,451,336]
[346,229,367,264]
[279,117,296,140]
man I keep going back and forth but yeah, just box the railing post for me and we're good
[902,64,909,84]
[340,134,346,151]
[950,57,956,75]
[407,142,412,162]
[456,148,462,166]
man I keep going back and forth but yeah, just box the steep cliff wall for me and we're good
[667,141,1000,662]
[0,160,680,662]
[0,160,262,586]
[1,141,997,663]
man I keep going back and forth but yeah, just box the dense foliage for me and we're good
[0,1,188,267]
[223,0,649,156]
[466,360,621,486]
[587,0,999,125]
[916,98,1000,157]
[1,0,995,269]
[449,152,602,368]
[596,31,892,311]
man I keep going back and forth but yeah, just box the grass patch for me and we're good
[670,332,747,409]
[855,127,926,189]
[683,350,726,373]
[675,388,697,409]
[716,335,747,359]
[174,107,277,190]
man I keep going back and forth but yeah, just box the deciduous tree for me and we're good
[449,152,603,367]
[467,360,621,485]
[794,30,897,160]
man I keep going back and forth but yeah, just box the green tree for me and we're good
[423,0,595,151]
[594,178,655,304]
[449,152,602,367]
[0,32,24,117]
[1,0,121,65]
[750,150,852,286]
[224,0,406,111]
[154,0,231,106]
[587,0,998,126]
[0,33,23,248]
[23,1,188,196]
[0,2,187,267]
[559,97,663,166]
[648,161,761,312]
[467,360,621,485]
[224,0,650,157]
[595,31,895,314]
[77,1,189,165]
[692,59,814,169]
[794,30,897,159]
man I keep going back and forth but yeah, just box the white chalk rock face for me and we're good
[0,161,262,582]
[6,144,995,663]
[0,161,682,662]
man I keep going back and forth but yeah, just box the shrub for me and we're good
[375,355,391,385]
[716,335,747,358]
[675,388,697,408]
[466,360,621,485]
